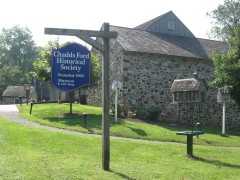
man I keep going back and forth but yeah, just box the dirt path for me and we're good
[0,104,162,143]
[0,104,102,138]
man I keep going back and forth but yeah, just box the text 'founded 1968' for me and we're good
[51,43,90,92]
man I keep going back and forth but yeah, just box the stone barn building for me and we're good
[87,11,240,129]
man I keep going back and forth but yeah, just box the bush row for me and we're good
[111,103,161,121]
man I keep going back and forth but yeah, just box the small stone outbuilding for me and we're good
[171,73,208,104]
[1,85,37,104]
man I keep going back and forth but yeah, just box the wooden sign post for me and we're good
[45,23,117,171]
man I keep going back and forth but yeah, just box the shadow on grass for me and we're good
[126,125,147,136]
[200,138,212,145]
[43,113,118,130]
[156,122,240,137]
[109,170,132,179]
[195,156,240,169]
[43,113,103,129]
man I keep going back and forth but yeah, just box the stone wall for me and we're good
[87,39,240,130]
[87,39,125,107]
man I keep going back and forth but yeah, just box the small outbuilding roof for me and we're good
[170,73,208,92]
[171,79,201,92]
[2,85,36,98]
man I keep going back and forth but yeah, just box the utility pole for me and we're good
[44,24,117,170]
[102,23,110,170]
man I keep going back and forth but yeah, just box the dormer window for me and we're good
[168,21,175,30]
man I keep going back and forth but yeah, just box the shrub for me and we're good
[146,107,161,121]
[30,98,37,103]
[127,110,136,118]
[136,107,146,119]
[111,103,127,117]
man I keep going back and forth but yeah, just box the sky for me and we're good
[0,0,225,47]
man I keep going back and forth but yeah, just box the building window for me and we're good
[191,92,195,101]
[174,92,180,101]
[187,92,191,101]
[168,21,175,30]
[201,92,205,102]
[179,92,183,101]
[182,92,187,101]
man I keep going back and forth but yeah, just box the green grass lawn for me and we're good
[1,117,240,179]
[18,103,240,147]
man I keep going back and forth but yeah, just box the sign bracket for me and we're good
[44,26,117,52]
[45,23,117,171]
[76,34,104,52]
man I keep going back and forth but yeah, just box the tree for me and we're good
[32,41,59,81]
[89,52,101,87]
[211,24,240,105]
[207,0,240,41]
[0,64,23,95]
[209,0,240,105]
[0,26,38,73]
[0,26,37,99]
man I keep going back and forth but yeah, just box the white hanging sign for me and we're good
[112,80,123,122]
[112,81,123,91]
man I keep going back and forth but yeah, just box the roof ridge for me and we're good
[109,25,228,60]
[196,37,226,43]
[111,25,222,42]
[135,11,173,30]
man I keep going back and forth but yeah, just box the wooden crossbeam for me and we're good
[44,23,117,171]
[44,27,117,52]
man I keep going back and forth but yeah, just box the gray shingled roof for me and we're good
[135,11,195,38]
[135,12,167,30]
[2,86,26,97]
[110,26,228,60]
[171,78,202,92]
[2,86,35,98]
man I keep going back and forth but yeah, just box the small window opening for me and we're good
[168,21,175,30]
[201,92,206,102]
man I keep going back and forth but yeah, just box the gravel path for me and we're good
[0,104,161,143]
[0,104,102,138]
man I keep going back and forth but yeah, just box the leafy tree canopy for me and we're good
[207,0,240,41]
[0,25,38,73]
[0,26,38,97]
[0,64,24,95]
[32,41,59,81]
[211,24,240,105]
